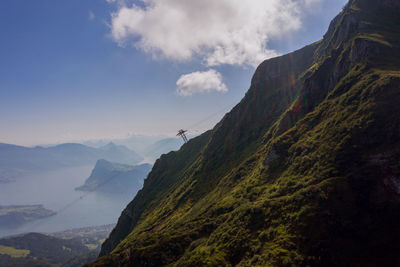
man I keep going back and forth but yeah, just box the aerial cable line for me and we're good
[177,102,237,141]
[23,102,237,233]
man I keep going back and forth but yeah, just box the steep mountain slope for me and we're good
[91,0,400,266]
[76,160,152,194]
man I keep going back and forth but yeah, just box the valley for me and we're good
[0,224,115,267]
[0,137,182,238]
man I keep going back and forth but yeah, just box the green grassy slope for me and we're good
[91,0,400,266]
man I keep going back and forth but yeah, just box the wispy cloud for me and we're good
[89,10,95,21]
[176,69,227,96]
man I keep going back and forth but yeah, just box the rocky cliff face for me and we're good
[90,0,400,266]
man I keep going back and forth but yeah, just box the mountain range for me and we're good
[0,142,143,179]
[84,136,184,163]
[89,0,400,266]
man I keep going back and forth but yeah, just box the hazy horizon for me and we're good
[1,133,178,147]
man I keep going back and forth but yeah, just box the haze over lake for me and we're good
[0,165,135,237]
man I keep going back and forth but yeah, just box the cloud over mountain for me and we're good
[109,0,321,67]
[176,69,227,96]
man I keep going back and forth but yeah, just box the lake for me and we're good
[0,165,136,237]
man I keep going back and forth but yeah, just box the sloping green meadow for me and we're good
[91,0,400,266]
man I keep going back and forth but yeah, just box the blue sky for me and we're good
[0,0,347,146]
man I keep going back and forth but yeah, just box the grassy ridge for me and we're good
[91,0,400,266]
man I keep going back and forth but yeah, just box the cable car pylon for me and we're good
[177,129,188,143]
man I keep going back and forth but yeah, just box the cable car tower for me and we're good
[177,129,188,143]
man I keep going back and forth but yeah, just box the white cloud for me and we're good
[176,70,228,96]
[89,10,95,21]
[108,0,320,67]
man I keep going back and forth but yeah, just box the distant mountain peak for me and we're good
[100,142,130,152]
[103,141,116,148]
[94,159,115,169]
[76,159,152,193]
[94,159,133,171]
[0,142,143,172]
